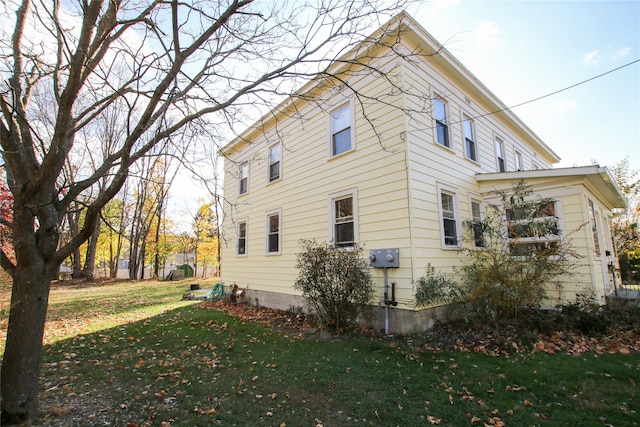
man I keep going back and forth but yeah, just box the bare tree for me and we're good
[0,0,413,422]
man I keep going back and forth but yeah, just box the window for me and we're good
[439,190,459,247]
[463,117,477,161]
[331,104,352,156]
[239,163,248,195]
[268,143,281,182]
[434,98,450,148]
[506,201,561,256]
[515,151,523,171]
[495,138,506,172]
[331,190,357,247]
[266,211,280,254]
[237,221,247,255]
[470,200,485,248]
[588,199,601,256]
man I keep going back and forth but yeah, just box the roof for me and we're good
[475,165,627,209]
[220,11,561,164]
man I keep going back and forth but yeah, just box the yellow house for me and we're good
[219,12,625,333]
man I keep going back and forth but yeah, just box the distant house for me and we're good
[219,12,625,333]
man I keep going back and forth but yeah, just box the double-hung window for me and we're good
[507,201,561,256]
[268,143,281,182]
[463,116,476,161]
[588,199,601,256]
[434,98,450,148]
[470,200,485,248]
[239,163,248,195]
[495,138,506,172]
[515,151,523,171]
[331,190,357,248]
[266,211,281,254]
[439,189,459,247]
[237,221,247,255]
[331,104,352,156]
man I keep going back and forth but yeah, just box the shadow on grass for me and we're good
[37,303,640,427]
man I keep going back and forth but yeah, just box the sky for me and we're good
[406,0,640,170]
[168,0,640,229]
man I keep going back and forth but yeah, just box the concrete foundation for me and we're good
[233,286,453,334]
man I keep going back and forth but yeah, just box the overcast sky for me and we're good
[407,0,640,171]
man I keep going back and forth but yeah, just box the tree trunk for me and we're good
[82,219,101,279]
[1,263,53,424]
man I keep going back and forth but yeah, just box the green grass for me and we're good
[1,279,639,426]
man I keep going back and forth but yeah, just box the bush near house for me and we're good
[294,240,375,333]
[415,182,577,324]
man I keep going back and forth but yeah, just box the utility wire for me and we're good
[414,58,640,130]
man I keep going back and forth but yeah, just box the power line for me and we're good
[414,58,640,131]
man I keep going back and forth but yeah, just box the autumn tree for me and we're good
[610,157,640,285]
[193,202,220,277]
[0,0,414,422]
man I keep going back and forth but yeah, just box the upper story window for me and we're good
[463,116,476,161]
[588,198,601,257]
[239,163,248,195]
[438,188,459,247]
[331,104,352,156]
[237,221,247,255]
[331,189,358,248]
[434,98,450,148]
[515,151,523,171]
[268,143,281,182]
[266,211,281,254]
[495,137,506,172]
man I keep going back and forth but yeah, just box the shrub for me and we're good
[294,240,374,333]
[459,181,576,323]
[414,264,465,307]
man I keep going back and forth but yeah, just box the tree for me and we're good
[610,157,640,285]
[193,202,219,277]
[0,1,413,421]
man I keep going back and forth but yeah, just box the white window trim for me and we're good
[328,100,355,158]
[265,208,282,255]
[515,150,524,171]
[236,219,248,257]
[267,142,282,183]
[495,136,506,172]
[328,188,359,248]
[462,114,478,162]
[468,194,485,248]
[587,198,601,258]
[433,95,452,150]
[437,183,461,249]
[507,199,564,259]
[238,162,249,195]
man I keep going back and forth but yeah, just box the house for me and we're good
[219,12,626,333]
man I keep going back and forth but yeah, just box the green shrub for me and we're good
[294,240,374,333]
[459,181,576,323]
[414,264,465,307]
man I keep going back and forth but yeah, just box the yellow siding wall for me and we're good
[221,53,416,307]
[221,35,610,316]
[399,39,554,282]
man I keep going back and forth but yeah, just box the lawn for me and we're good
[1,278,639,426]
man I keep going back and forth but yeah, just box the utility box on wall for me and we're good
[369,248,399,268]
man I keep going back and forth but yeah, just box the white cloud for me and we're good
[553,100,577,113]
[583,49,602,65]
[612,47,631,60]
[473,21,504,50]
[427,0,461,15]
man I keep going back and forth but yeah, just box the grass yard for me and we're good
[1,278,639,426]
